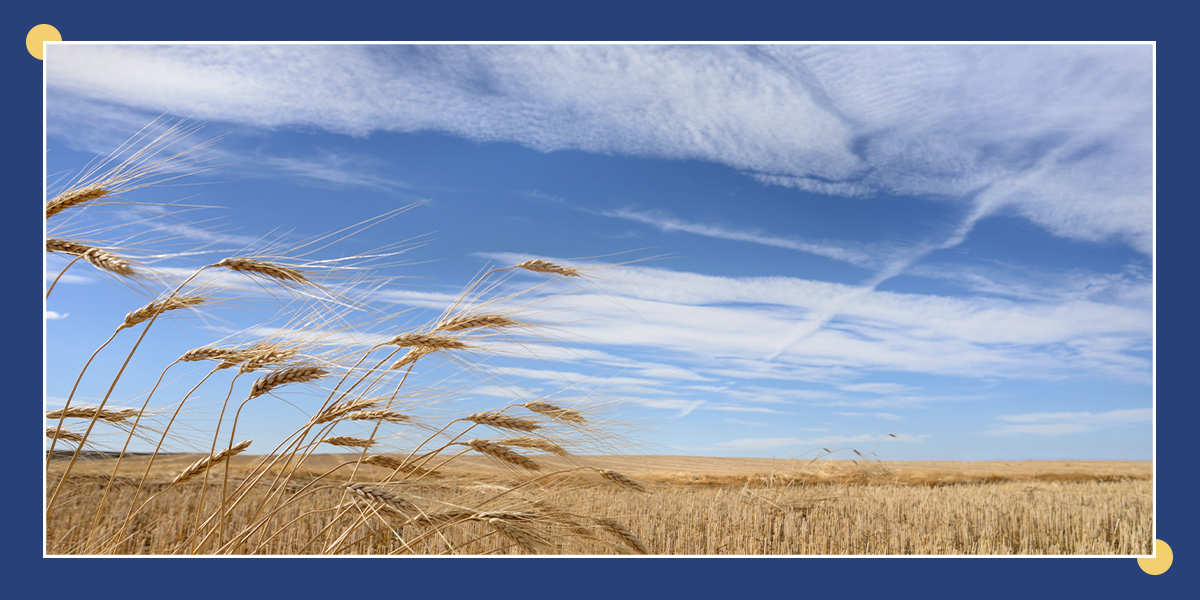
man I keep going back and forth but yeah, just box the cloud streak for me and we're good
[47,44,1152,254]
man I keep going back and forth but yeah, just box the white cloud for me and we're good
[724,418,770,427]
[839,412,906,422]
[45,310,69,320]
[599,208,878,267]
[838,383,913,395]
[47,44,1152,254]
[988,408,1151,436]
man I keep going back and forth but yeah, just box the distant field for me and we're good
[49,454,1152,555]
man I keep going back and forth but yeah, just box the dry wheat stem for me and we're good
[522,400,585,424]
[215,257,309,285]
[249,365,327,399]
[323,436,375,448]
[46,407,139,423]
[172,440,252,485]
[496,436,569,457]
[465,412,541,432]
[465,439,542,471]
[435,314,518,332]
[119,295,205,330]
[515,259,579,277]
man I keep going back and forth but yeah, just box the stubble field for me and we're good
[48,454,1152,555]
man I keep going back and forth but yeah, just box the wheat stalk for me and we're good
[172,440,252,485]
[248,365,327,398]
[465,439,541,471]
[119,295,206,330]
[215,257,308,285]
[466,412,541,432]
[521,400,585,424]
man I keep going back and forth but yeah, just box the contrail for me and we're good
[765,203,990,361]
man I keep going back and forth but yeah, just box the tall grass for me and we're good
[45,118,651,555]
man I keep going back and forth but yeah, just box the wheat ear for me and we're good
[435,314,518,332]
[344,410,409,424]
[46,427,87,444]
[249,365,327,399]
[362,454,433,476]
[495,436,569,456]
[465,439,541,471]
[46,407,139,423]
[309,398,381,425]
[340,482,415,514]
[593,517,650,554]
[521,400,585,424]
[119,295,205,330]
[172,440,251,485]
[515,259,579,277]
[323,436,375,448]
[46,187,111,219]
[385,332,469,350]
[80,247,135,276]
[466,412,541,432]
[598,469,647,492]
[215,257,308,285]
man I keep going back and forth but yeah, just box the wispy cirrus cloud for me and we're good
[598,208,878,267]
[987,408,1151,436]
[46,44,1152,254]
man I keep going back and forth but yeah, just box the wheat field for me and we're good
[44,120,1152,556]
[48,453,1151,555]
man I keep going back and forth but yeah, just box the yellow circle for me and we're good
[1138,539,1173,575]
[26,24,62,60]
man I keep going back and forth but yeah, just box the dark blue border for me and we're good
[10,2,1192,597]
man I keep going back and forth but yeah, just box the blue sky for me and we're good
[44,44,1153,461]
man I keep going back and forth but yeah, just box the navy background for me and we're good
[8,2,1191,597]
